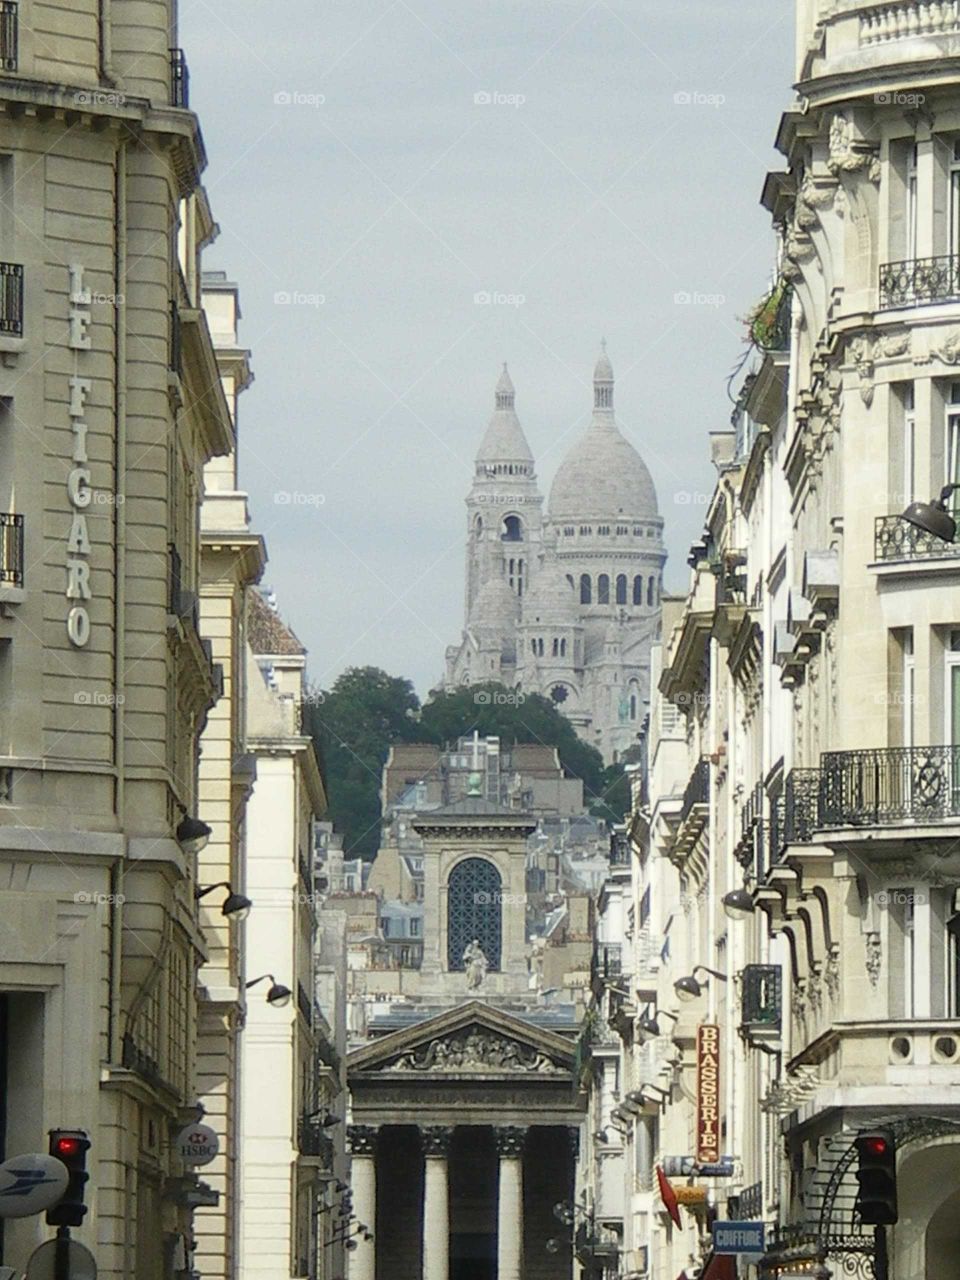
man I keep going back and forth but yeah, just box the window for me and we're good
[580,574,591,605]
[560,638,566,657]
[447,858,502,971]
[630,693,637,720]
[598,525,610,536]
[598,574,610,604]
[903,384,916,506]
[410,918,420,938]
[947,385,960,520]
[908,143,919,261]
[616,574,627,605]
[552,637,559,657]
[948,905,960,1017]
[475,515,483,539]
[633,575,643,605]
[502,515,523,542]
[951,140,960,259]
[889,888,917,1018]
[903,630,915,749]
[647,576,655,607]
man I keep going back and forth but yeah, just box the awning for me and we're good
[702,1254,737,1280]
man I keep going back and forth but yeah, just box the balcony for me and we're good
[740,965,782,1050]
[170,48,190,108]
[861,1,960,48]
[879,254,960,310]
[0,513,23,589]
[727,1181,763,1222]
[0,2,17,71]
[594,943,623,982]
[0,262,23,336]
[297,1116,334,1165]
[680,759,709,822]
[874,514,960,564]
[609,831,630,866]
[820,746,960,827]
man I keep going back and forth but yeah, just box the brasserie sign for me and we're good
[696,1022,721,1164]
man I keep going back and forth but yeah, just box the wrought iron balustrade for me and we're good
[727,1180,763,1221]
[784,768,820,844]
[170,47,190,107]
[820,746,960,826]
[680,759,710,823]
[297,1116,334,1163]
[0,2,17,70]
[879,253,960,309]
[595,943,623,980]
[741,964,782,1030]
[875,513,960,561]
[609,832,631,865]
[753,284,792,353]
[0,261,23,335]
[0,513,23,586]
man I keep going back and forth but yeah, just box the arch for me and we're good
[616,574,627,605]
[598,574,610,605]
[501,515,523,542]
[447,857,502,971]
[633,575,643,605]
[580,574,591,605]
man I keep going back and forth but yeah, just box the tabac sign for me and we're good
[696,1023,721,1164]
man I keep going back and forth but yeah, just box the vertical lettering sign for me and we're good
[696,1023,721,1164]
[66,264,93,647]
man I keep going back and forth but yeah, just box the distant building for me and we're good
[444,349,665,762]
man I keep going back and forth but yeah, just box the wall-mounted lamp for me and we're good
[674,965,728,1002]
[901,482,960,542]
[722,888,755,921]
[637,1008,679,1040]
[196,881,252,920]
[245,974,292,1007]
[176,814,212,855]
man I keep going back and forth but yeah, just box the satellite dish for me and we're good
[0,1154,69,1219]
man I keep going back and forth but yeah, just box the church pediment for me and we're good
[348,1001,576,1079]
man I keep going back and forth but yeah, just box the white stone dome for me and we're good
[548,347,658,524]
[475,364,534,466]
[469,572,520,630]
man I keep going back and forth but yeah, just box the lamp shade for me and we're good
[901,499,956,542]
[722,888,755,920]
[674,974,702,1002]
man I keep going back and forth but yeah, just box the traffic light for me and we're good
[46,1129,91,1227]
[855,1129,898,1226]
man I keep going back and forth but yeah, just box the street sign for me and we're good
[25,1238,97,1280]
[175,1123,219,1167]
[662,1156,734,1178]
[712,1221,765,1256]
[0,1155,69,1219]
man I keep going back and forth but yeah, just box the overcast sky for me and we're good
[181,0,795,699]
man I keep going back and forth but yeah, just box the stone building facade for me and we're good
[444,351,665,763]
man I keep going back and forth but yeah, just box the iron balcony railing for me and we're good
[297,1116,334,1164]
[820,746,960,826]
[753,284,792,353]
[680,759,710,823]
[0,513,23,586]
[879,253,960,309]
[727,1181,763,1222]
[609,832,630,866]
[595,943,623,980]
[769,768,820,860]
[170,47,190,107]
[875,513,960,562]
[0,262,23,335]
[741,964,782,1030]
[0,2,17,71]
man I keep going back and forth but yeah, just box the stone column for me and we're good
[420,1126,452,1280]
[348,1125,378,1280]
[495,1126,526,1280]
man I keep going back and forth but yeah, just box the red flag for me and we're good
[657,1164,682,1228]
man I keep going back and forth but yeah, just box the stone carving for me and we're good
[385,1028,566,1075]
[493,1125,526,1157]
[807,969,823,1015]
[934,331,960,364]
[347,1124,378,1155]
[420,1125,453,1156]
[824,947,840,1002]
[463,939,489,990]
[848,331,910,406]
[828,114,881,183]
[865,932,882,987]
[792,979,807,1023]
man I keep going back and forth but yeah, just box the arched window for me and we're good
[552,637,559,657]
[560,638,566,657]
[616,574,627,605]
[474,515,483,540]
[630,693,637,720]
[580,574,592,605]
[656,576,661,603]
[502,515,523,542]
[598,574,610,605]
[647,576,655,606]
[447,858,502,971]
[633,575,643,605]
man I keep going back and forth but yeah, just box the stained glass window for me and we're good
[447,857,502,972]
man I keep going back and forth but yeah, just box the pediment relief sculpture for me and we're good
[382,1028,567,1075]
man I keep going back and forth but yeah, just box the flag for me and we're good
[657,1164,682,1228]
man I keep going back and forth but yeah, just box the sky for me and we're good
[181,0,795,699]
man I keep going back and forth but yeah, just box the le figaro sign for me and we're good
[66,264,94,648]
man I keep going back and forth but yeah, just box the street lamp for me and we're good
[196,881,252,919]
[245,974,292,1007]
[901,483,960,542]
[176,813,212,855]
[722,888,755,920]
[674,965,728,1002]
[637,1008,679,1040]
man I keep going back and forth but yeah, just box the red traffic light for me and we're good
[863,1136,889,1157]
[53,1137,81,1158]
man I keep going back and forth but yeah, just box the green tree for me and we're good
[304,666,420,859]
